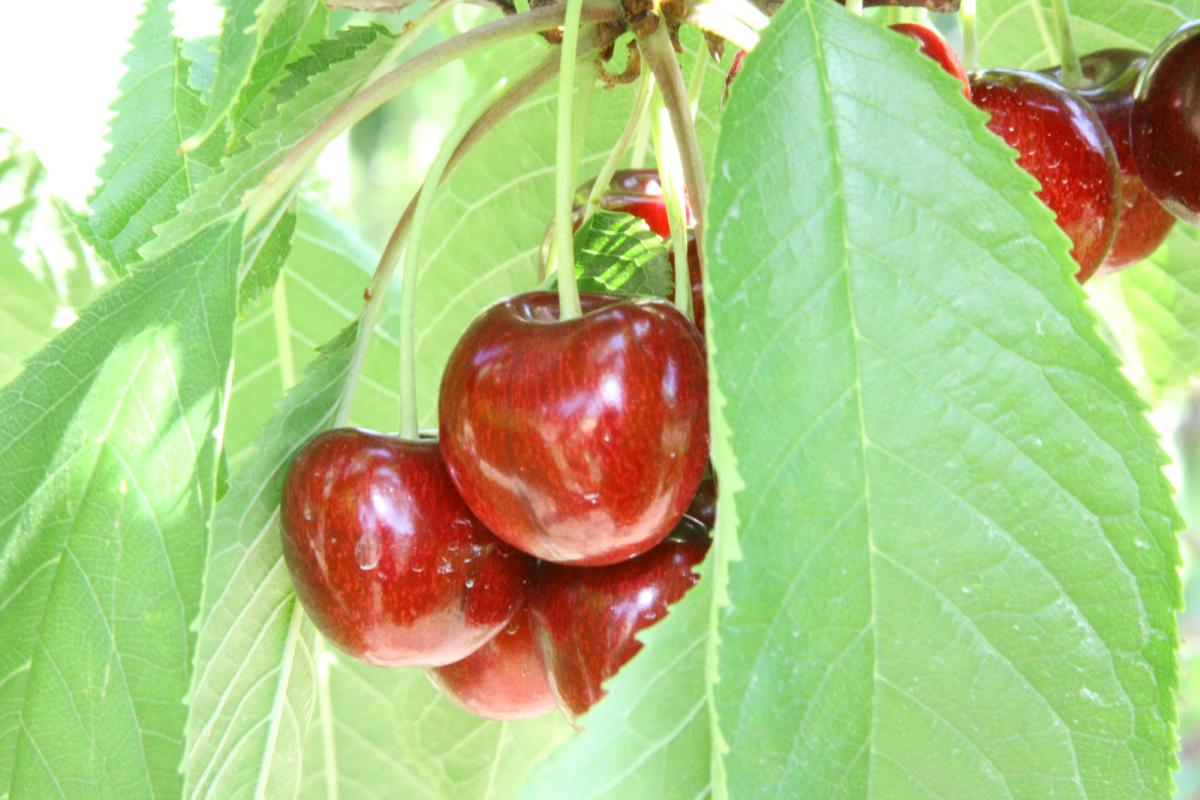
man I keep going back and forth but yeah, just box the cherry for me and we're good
[890,23,971,98]
[575,169,692,239]
[528,520,710,718]
[1045,50,1175,270]
[281,430,532,667]
[684,474,716,530]
[427,608,555,720]
[439,291,709,566]
[1132,21,1200,226]
[969,69,1120,282]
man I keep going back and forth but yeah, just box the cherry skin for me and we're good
[684,474,716,530]
[1045,50,1175,270]
[280,430,532,667]
[427,608,555,720]
[439,292,709,566]
[1132,21,1200,225]
[890,23,971,98]
[969,69,1120,282]
[528,520,710,719]
[669,235,706,336]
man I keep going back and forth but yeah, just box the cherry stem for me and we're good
[960,0,978,71]
[553,0,588,320]
[651,91,693,317]
[701,0,769,32]
[397,80,523,438]
[688,5,760,52]
[686,36,709,116]
[1051,0,1083,88]
[336,51,566,428]
[639,21,708,286]
[370,0,460,78]
[244,2,619,232]
[582,67,656,224]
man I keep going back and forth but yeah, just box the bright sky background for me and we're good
[0,1,227,206]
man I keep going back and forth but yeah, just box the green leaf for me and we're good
[86,0,225,273]
[415,27,725,428]
[183,323,355,800]
[0,222,240,797]
[708,2,1180,797]
[185,0,320,151]
[977,0,1200,69]
[1112,226,1200,397]
[146,25,396,258]
[0,233,58,385]
[301,645,570,799]
[572,210,673,297]
[240,206,298,311]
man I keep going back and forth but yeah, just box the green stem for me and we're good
[631,108,652,167]
[706,0,769,30]
[651,91,693,317]
[845,0,864,16]
[554,0,587,320]
[244,2,618,232]
[582,67,655,223]
[639,21,708,276]
[514,0,531,14]
[334,50,565,428]
[369,0,460,79]
[572,62,597,180]
[960,0,978,72]
[1051,0,1083,88]
[397,80,516,438]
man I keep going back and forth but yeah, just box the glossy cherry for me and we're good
[1132,21,1200,225]
[684,474,716,530]
[1045,50,1175,269]
[575,169,692,239]
[669,235,706,335]
[428,608,555,720]
[439,292,709,566]
[970,69,1120,282]
[890,23,971,98]
[281,430,532,667]
[528,520,710,718]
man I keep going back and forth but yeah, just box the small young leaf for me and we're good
[86,0,225,273]
[145,25,396,258]
[572,210,673,297]
[186,0,323,151]
[709,2,1180,797]
[0,232,58,385]
[0,222,240,798]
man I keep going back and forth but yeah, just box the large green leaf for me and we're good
[0,222,240,798]
[977,0,1199,69]
[1112,226,1200,398]
[85,0,225,273]
[146,25,397,258]
[301,646,570,799]
[414,27,726,427]
[707,2,1180,797]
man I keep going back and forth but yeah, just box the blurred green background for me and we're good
[1,1,1197,795]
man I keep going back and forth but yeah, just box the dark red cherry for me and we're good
[1132,21,1200,225]
[1045,49,1175,270]
[575,169,693,239]
[890,23,971,98]
[428,608,555,720]
[970,69,1120,282]
[281,430,532,666]
[684,474,716,530]
[528,522,710,718]
[439,292,709,566]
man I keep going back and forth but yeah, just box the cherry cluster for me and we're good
[968,23,1200,281]
[280,178,711,721]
